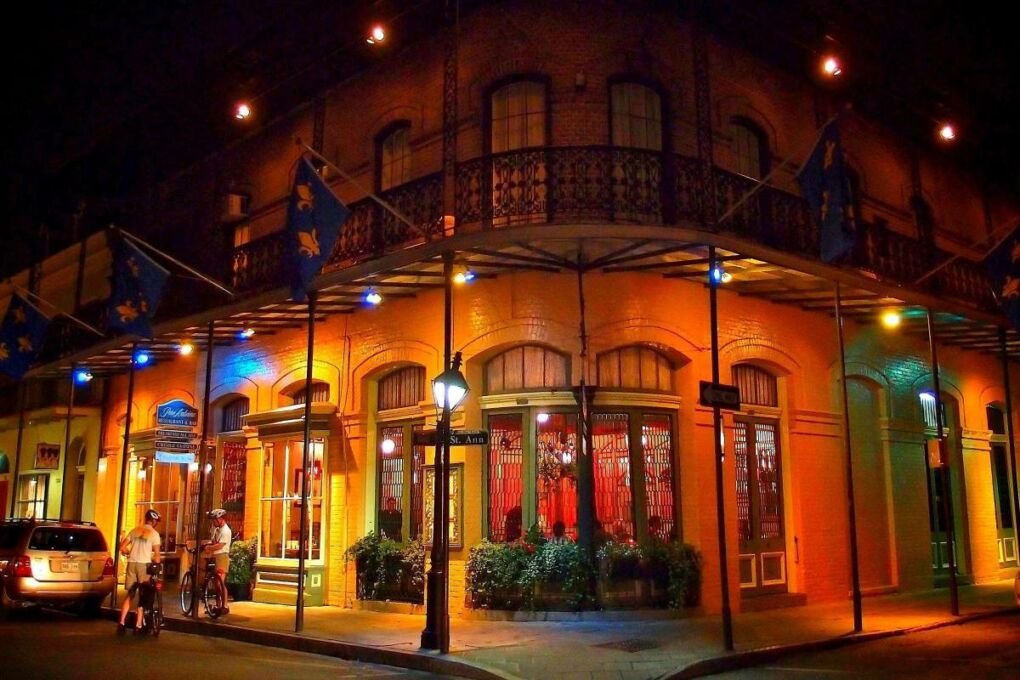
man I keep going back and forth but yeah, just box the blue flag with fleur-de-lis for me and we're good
[984,227,1020,330]
[796,118,856,263]
[287,157,350,301]
[0,293,50,380]
[106,237,170,338]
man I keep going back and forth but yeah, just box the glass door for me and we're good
[259,438,324,561]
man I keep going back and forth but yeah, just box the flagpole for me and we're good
[716,158,797,227]
[117,229,236,298]
[296,291,316,633]
[11,285,104,338]
[8,381,28,518]
[914,220,1020,286]
[834,284,863,632]
[110,341,138,608]
[58,363,77,520]
[296,142,424,238]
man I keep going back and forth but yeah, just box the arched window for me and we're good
[732,364,778,407]
[490,80,547,153]
[730,119,768,180]
[484,345,569,394]
[610,82,663,151]
[285,381,330,406]
[378,124,411,191]
[597,346,674,392]
[376,365,427,541]
[220,396,250,433]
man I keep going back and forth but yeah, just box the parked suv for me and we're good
[0,519,115,616]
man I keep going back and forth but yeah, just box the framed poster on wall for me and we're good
[35,443,60,470]
[423,463,463,549]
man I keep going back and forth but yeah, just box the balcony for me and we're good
[231,146,995,312]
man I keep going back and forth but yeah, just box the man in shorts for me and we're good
[118,508,161,634]
[203,508,232,614]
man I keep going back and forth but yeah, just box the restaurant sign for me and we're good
[156,399,199,427]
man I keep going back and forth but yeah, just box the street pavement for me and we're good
[713,615,1020,678]
[0,609,456,680]
[147,580,1019,680]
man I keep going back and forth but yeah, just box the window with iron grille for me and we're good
[490,80,546,153]
[376,420,426,541]
[597,345,673,392]
[732,365,778,407]
[610,82,663,151]
[221,396,250,433]
[484,345,569,394]
[290,382,330,405]
[378,366,425,411]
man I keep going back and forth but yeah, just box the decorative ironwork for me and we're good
[378,425,405,541]
[592,413,633,542]
[487,413,524,542]
[535,412,578,539]
[642,413,675,542]
[221,440,247,539]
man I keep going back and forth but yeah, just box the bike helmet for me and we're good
[145,509,161,523]
[207,508,227,519]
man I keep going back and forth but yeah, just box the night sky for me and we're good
[2,0,1018,279]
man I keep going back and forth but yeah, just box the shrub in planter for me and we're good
[522,542,593,611]
[226,537,257,601]
[597,540,643,580]
[465,540,531,610]
[665,542,703,608]
[344,532,423,602]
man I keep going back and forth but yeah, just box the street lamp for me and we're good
[422,351,468,653]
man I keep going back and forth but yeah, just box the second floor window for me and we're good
[610,82,662,151]
[491,80,547,153]
[730,120,767,180]
[379,125,411,191]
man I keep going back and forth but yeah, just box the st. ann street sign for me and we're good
[699,381,741,410]
[413,429,490,447]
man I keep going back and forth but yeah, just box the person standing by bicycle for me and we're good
[117,509,161,635]
[203,508,231,615]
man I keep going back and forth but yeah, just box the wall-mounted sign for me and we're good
[35,443,60,470]
[423,463,463,549]
[154,441,199,453]
[156,399,198,427]
[155,451,196,464]
[154,428,198,442]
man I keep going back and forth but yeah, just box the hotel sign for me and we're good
[156,400,199,427]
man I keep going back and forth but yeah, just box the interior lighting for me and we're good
[880,310,902,329]
[938,123,956,143]
[366,25,386,44]
[74,369,93,384]
[380,438,396,455]
[178,342,195,356]
[204,463,213,474]
[364,288,383,306]
[188,462,199,472]
[234,102,252,120]
[134,352,150,366]
[821,55,842,77]
[536,412,550,424]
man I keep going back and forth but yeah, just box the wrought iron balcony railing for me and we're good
[230,146,995,311]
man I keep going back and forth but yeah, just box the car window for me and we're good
[29,528,108,552]
[0,525,24,550]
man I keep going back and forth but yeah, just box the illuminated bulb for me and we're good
[178,343,194,356]
[134,352,150,366]
[204,463,213,474]
[74,369,93,384]
[536,412,550,424]
[234,102,252,120]
[239,327,256,339]
[188,462,199,472]
[366,25,386,44]
[453,270,476,285]
[380,438,396,455]
[138,469,147,480]
[822,55,842,77]
[364,289,383,305]
[98,458,108,473]
[562,452,572,464]
[938,124,956,142]
[710,266,730,284]
[880,310,902,329]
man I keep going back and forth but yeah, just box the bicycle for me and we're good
[179,544,227,619]
[133,563,164,637]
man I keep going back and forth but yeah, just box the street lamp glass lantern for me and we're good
[432,367,469,411]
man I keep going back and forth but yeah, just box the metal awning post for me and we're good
[190,321,216,618]
[296,293,317,632]
[8,380,28,518]
[58,363,77,520]
[110,342,138,608]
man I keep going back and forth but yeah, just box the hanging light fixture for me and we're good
[234,102,252,120]
[366,24,386,44]
[364,288,383,305]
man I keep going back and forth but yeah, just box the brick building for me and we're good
[2,0,1018,619]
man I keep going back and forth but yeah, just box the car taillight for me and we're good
[8,556,33,577]
[102,557,115,577]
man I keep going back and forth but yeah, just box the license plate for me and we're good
[60,560,79,572]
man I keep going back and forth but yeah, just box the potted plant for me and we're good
[597,540,645,608]
[225,537,257,601]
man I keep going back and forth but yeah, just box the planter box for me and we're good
[598,578,644,609]
[532,583,581,611]
[467,588,526,611]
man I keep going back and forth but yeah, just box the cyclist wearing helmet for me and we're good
[203,508,231,614]
[118,508,162,634]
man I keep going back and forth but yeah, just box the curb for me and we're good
[655,606,1020,680]
[101,608,521,680]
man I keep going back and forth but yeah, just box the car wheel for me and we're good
[0,586,24,619]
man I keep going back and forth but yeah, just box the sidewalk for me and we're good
[149,581,1018,680]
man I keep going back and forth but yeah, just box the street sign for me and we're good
[154,451,196,464]
[155,429,197,441]
[699,381,741,410]
[154,441,199,452]
[412,429,490,447]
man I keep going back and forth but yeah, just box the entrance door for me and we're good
[734,418,787,595]
[924,451,954,574]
